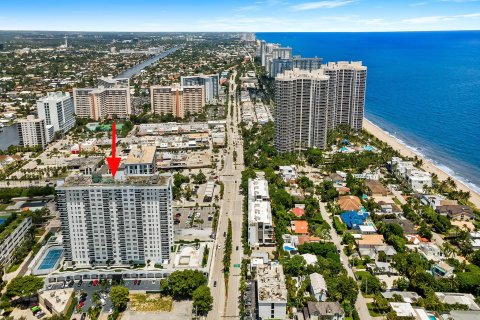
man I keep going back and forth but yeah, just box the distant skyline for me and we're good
[1,0,480,32]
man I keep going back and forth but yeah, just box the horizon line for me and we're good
[1,29,480,33]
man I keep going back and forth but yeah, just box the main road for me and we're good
[207,71,245,320]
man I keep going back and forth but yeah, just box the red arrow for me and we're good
[106,122,121,177]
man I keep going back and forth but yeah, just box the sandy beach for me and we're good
[363,118,480,209]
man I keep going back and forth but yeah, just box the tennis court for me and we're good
[38,248,63,270]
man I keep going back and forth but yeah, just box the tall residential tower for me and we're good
[274,62,367,153]
[56,174,173,267]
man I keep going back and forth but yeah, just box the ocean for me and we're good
[257,31,480,193]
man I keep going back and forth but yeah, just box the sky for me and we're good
[1,0,480,32]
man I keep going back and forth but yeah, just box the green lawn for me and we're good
[354,270,371,280]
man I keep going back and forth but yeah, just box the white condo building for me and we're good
[56,174,173,267]
[36,92,75,134]
[248,176,274,247]
[17,115,52,149]
[391,157,432,193]
[0,217,32,266]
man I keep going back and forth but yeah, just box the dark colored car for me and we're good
[80,313,87,320]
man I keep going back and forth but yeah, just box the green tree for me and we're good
[6,275,43,298]
[283,255,307,276]
[109,286,129,310]
[193,170,207,184]
[160,269,207,299]
[192,285,213,315]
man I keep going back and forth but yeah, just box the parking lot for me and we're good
[173,206,215,241]
[44,278,164,318]
[244,280,257,320]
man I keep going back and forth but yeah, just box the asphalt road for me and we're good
[207,72,244,320]
[318,200,372,320]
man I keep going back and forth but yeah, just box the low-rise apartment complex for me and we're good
[248,176,274,247]
[0,216,32,266]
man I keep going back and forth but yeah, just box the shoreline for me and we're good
[363,118,480,209]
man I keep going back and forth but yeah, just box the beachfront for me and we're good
[363,118,480,209]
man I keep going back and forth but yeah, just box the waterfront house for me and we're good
[340,211,368,229]
[436,205,474,221]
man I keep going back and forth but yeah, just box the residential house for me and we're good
[381,291,420,303]
[291,220,309,235]
[338,195,362,212]
[422,194,457,210]
[291,205,305,218]
[309,273,328,302]
[383,219,417,235]
[435,292,480,311]
[279,165,297,183]
[367,261,398,275]
[340,211,369,229]
[365,180,389,196]
[436,205,474,221]
[303,302,344,320]
[302,254,318,266]
[431,262,455,278]
[419,242,444,262]
[356,234,385,249]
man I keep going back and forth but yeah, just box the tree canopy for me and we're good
[6,275,44,298]
[160,269,207,299]
[192,285,213,315]
[109,286,129,311]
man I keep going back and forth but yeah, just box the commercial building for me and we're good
[73,79,131,120]
[0,216,33,266]
[273,63,367,153]
[36,92,75,134]
[181,75,219,103]
[125,146,157,176]
[17,115,52,148]
[248,176,274,247]
[150,85,204,118]
[56,174,173,267]
[256,264,287,320]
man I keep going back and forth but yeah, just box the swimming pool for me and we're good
[0,217,6,225]
[38,248,63,270]
[283,245,295,251]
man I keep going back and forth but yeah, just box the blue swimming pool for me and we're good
[38,249,63,270]
[283,245,295,251]
[0,217,6,225]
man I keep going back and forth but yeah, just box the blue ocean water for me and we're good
[257,31,480,193]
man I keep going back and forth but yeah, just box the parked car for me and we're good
[80,313,86,320]
[214,281,217,287]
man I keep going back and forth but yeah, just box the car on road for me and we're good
[236,246,239,251]
[80,313,86,320]
[214,281,217,287]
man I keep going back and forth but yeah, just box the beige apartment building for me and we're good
[150,84,204,118]
[73,78,131,120]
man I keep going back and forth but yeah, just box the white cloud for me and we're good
[402,12,480,23]
[234,5,261,12]
[291,0,355,11]
[410,1,429,6]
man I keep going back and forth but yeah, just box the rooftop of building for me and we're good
[256,264,287,302]
[37,92,71,101]
[58,173,171,188]
[125,146,156,165]
[39,288,75,314]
